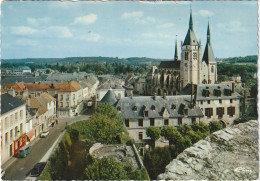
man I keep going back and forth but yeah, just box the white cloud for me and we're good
[122,11,143,19]
[14,39,38,46]
[10,26,38,35]
[47,26,73,38]
[121,11,155,24]
[77,33,100,42]
[74,14,97,25]
[157,23,174,28]
[27,17,51,26]
[197,10,214,17]
[216,21,246,32]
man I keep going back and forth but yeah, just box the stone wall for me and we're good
[158,120,258,180]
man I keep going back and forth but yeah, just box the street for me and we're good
[2,109,91,180]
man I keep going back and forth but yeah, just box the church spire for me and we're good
[183,8,198,46]
[207,20,211,45]
[189,9,193,31]
[174,37,178,61]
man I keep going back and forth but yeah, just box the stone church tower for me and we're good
[145,10,217,96]
[180,11,202,89]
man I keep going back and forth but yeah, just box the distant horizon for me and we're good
[1,54,257,61]
[1,1,258,59]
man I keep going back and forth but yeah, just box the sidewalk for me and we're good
[1,126,53,171]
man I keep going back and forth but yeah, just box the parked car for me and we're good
[40,130,49,138]
[1,169,6,178]
[30,162,47,177]
[17,145,31,158]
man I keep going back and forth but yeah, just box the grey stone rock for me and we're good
[157,120,258,180]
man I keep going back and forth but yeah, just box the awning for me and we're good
[26,130,35,140]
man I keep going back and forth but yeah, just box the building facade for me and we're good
[1,93,26,164]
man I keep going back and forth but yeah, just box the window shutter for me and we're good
[211,108,213,116]
[222,107,224,114]
[233,107,235,114]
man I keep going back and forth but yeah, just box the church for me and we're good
[146,11,217,96]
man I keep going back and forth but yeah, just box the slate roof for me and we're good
[86,75,99,86]
[179,83,242,100]
[158,61,181,69]
[115,95,203,119]
[1,75,48,84]
[79,82,88,89]
[183,11,199,46]
[1,93,26,115]
[202,23,216,64]
[100,90,118,106]
[46,72,88,82]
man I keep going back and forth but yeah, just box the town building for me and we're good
[179,83,242,126]
[146,11,217,96]
[97,80,125,102]
[1,93,26,164]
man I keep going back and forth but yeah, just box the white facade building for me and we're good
[1,93,26,165]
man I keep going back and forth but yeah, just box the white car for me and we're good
[40,131,49,138]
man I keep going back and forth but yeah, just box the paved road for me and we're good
[2,110,91,180]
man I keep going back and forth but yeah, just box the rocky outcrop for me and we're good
[158,120,258,180]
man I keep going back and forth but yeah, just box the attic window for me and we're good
[203,89,210,97]
[224,89,232,96]
[184,109,188,115]
[214,89,221,97]
[151,105,156,110]
[117,106,121,111]
[171,104,176,109]
[133,106,138,111]
[144,111,149,117]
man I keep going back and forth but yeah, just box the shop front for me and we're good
[26,129,35,143]
[14,134,26,155]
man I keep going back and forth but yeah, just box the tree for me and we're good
[161,126,183,148]
[86,103,126,144]
[143,147,172,179]
[191,122,210,138]
[250,83,258,98]
[146,127,161,148]
[209,121,223,133]
[177,124,192,137]
[83,157,128,180]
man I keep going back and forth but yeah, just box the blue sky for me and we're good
[1,1,258,59]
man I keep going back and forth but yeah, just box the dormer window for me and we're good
[117,106,121,111]
[224,89,232,96]
[214,89,221,97]
[133,106,138,111]
[171,104,176,109]
[151,105,156,110]
[184,109,188,115]
[203,89,210,97]
[144,111,149,117]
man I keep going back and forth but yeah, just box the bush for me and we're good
[209,121,224,133]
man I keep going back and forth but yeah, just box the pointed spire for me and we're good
[189,8,193,31]
[174,36,178,61]
[207,19,211,45]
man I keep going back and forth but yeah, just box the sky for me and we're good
[1,1,258,59]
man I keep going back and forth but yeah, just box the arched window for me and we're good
[211,66,214,73]
[185,52,189,60]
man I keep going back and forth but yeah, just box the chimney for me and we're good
[163,92,167,99]
[7,88,16,97]
[154,92,157,100]
[232,82,235,93]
